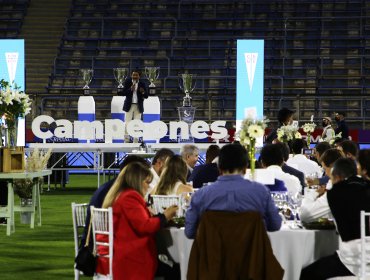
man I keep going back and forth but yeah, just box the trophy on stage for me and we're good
[80,69,93,95]
[145,67,160,96]
[179,73,196,107]
[113,68,128,93]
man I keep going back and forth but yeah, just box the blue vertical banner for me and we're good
[0,39,25,91]
[236,40,264,128]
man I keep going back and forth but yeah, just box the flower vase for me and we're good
[306,133,311,147]
[249,140,256,180]
[5,115,17,149]
[20,198,33,224]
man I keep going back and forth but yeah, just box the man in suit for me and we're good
[188,144,220,188]
[119,70,148,142]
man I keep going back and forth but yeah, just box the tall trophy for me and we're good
[113,68,128,94]
[144,66,160,96]
[178,74,197,143]
[179,73,196,107]
[80,69,93,95]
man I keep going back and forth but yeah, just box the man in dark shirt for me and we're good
[334,112,349,140]
[300,158,370,279]
[188,144,220,188]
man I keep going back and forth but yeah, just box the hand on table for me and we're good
[163,205,179,221]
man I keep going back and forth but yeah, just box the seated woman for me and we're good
[152,155,193,195]
[96,162,178,280]
[300,148,344,223]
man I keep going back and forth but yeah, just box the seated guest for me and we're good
[149,148,174,193]
[180,144,199,180]
[260,144,302,194]
[358,149,370,180]
[185,143,282,239]
[152,155,193,195]
[336,140,359,161]
[188,144,220,188]
[287,138,322,177]
[80,155,149,248]
[300,158,370,279]
[300,148,344,223]
[306,141,332,187]
[101,162,178,280]
[276,142,306,190]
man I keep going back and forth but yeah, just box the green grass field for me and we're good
[0,174,99,280]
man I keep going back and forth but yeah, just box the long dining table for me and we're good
[157,221,339,280]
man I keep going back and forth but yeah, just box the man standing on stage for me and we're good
[119,70,148,142]
[334,112,349,140]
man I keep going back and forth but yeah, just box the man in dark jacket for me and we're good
[119,70,148,142]
[334,111,349,140]
[300,158,370,279]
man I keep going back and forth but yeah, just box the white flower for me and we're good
[13,90,21,102]
[302,122,316,133]
[243,138,251,145]
[248,124,264,138]
[295,132,302,139]
[3,90,14,105]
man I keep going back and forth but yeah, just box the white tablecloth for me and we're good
[157,222,339,280]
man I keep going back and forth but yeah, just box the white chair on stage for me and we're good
[91,206,113,280]
[150,195,182,216]
[71,202,89,280]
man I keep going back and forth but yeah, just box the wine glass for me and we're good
[306,172,320,189]
[180,192,193,216]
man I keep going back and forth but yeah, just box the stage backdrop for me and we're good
[0,39,25,146]
[236,39,264,129]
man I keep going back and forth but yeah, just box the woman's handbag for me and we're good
[75,215,96,276]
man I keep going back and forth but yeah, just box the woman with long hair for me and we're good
[99,162,178,280]
[152,155,193,195]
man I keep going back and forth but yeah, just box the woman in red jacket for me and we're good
[101,162,178,280]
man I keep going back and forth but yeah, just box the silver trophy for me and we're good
[113,68,128,89]
[179,74,196,107]
[145,67,160,95]
[80,69,93,95]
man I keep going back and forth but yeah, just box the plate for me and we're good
[302,219,336,230]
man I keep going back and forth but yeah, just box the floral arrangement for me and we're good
[302,122,316,133]
[301,122,316,146]
[277,125,301,143]
[238,117,268,176]
[0,79,32,117]
[13,148,52,198]
[0,79,32,147]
